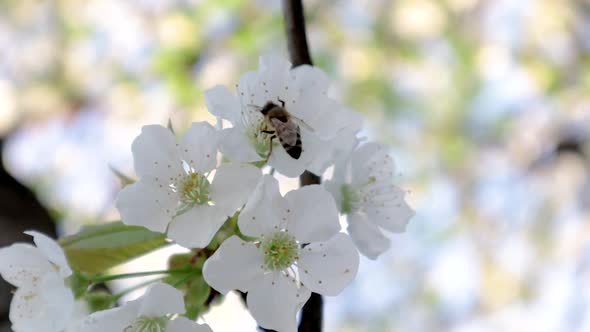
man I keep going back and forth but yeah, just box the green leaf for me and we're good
[165,253,212,319]
[60,221,169,274]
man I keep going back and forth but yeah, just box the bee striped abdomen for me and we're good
[283,131,302,159]
[271,117,302,160]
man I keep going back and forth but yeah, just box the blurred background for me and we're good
[1,0,590,331]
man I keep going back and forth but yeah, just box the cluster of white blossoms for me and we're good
[204,176,359,331]
[0,55,413,332]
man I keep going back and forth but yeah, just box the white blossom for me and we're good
[80,282,212,332]
[204,55,362,177]
[65,301,90,332]
[325,143,415,259]
[116,122,262,248]
[203,175,359,332]
[0,231,74,332]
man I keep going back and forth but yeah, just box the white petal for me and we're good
[238,175,288,238]
[10,274,74,332]
[312,105,363,140]
[203,236,264,294]
[0,243,53,288]
[347,213,391,260]
[328,129,361,183]
[24,231,71,278]
[79,299,141,332]
[236,70,268,109]
[289,94,342,139]
[259,54,292,74]
[132,125,184,180]
[351,143,388,184]
[210,163,262,216]
[64,300,90,332]
[10,286,47,332]
[9,287,44,332]
[298,233,359,296]
[204,85,241,124]
[167,317,213,332]
[291,64,330,95]
[367,152,396,184]
[219,127,262,163]
[322,180,343,212]
[284,185,341,243]
[367,186,415,233]
[180,122,219,174]
[257,55,295,103]
[116,178,178,233]
[305,129,359,176]
[247,272,311,332]
[167,205,227,249]
[138,282,185,317]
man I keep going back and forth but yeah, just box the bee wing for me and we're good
[271,118,299,146]
[290,116,314,132]
[271,118,303,159]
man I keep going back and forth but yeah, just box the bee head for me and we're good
[260,101,277,115]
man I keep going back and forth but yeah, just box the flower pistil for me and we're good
[261,232,299,272]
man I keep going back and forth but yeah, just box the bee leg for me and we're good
[261,130,275,134]
[277,98,285,107]
[265,135,276,163]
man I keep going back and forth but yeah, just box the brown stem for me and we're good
[282,0,313,67]
[282,0,323,331]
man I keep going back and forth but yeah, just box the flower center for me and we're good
[261,232,299,271]
[340,176,378,214]
[179,172,210,206]
[243,111,272,158]
[340,184,359,214]
[124,316,167,332]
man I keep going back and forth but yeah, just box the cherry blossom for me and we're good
[325,143,415,259]
[116,122,261,248]
[203,175,359,332]
[205,55,362,177]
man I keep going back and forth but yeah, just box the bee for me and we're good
[258,98,312,161]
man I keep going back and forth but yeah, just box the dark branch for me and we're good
[282,0,313,67]
[297,293,323,332]
[299,171,321,186]
[282,0,323,331]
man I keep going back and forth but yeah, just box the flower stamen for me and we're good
[243,112,273,158]
[124,316,167,332]
[340,176,395,214]
[177,172,211,207]
[261,232,299,272]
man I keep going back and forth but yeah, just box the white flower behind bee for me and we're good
[325,143,415,259]
[205,55,362,177]
[116,122,262,249]
[203,175,359,332]
[80,282,213,332]
[0,231,74,332]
